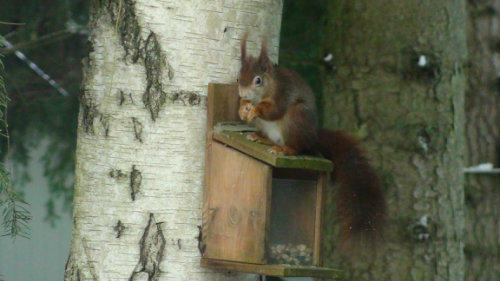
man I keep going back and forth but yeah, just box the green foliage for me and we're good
[0,37,31,238]
[0,165,31,238]
[0,0,89,224]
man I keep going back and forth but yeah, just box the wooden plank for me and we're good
[207,83,240,132]
[204,142,271,264]
[201,258,341,278]
[203,84,241,257]
[214,130,333,172]
[313,172,327,266]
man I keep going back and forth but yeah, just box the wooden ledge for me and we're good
[201,258,341,278]
[212,122,333,172]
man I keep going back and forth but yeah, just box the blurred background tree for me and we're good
[464,1,500,280]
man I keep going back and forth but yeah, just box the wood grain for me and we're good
[204,142,271,263]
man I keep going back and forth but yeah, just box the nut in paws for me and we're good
[239,101,254,121]
[246,106,257,122]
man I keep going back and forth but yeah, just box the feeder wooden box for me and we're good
[201,84,338,278]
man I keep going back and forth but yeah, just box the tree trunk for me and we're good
[321,1,467,280]
[64,1,282,280]
[465,1,500,280]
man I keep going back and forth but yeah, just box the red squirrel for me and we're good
[237,35,386,247]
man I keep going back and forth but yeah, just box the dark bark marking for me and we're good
[196,225,206,255]
[132,117,143,142]
[119,90,126,106]
[114,220,126,238]
[130,165,142,201]
[143,32,169,121]
[100,114,110,137]
[171,238,181,249]
[130,213,166,281]
[80,89,98,135]
[170,90,203,106]
[110,169,128,179]
[119,90,135,106]
[107,0,143,63]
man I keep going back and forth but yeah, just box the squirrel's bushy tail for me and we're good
[317,129,386,246]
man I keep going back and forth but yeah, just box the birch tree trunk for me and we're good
[321,1,467,280]
[465,1,500,280]
[64,1,282,280]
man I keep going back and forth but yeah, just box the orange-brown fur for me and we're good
[238,35,386,249]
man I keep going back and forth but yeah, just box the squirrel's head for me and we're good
[238,34,274,104]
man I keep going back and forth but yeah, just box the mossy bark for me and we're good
[465,1,500,280]
[322,1,467,280]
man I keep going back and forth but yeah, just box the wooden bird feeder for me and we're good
[201,83,339,278]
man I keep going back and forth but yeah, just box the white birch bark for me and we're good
[65,1,283,280]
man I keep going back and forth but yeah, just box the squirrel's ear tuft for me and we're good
[241,32,248,63]
[258,38,272,73]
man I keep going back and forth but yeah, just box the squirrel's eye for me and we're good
[254,76,262,86]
